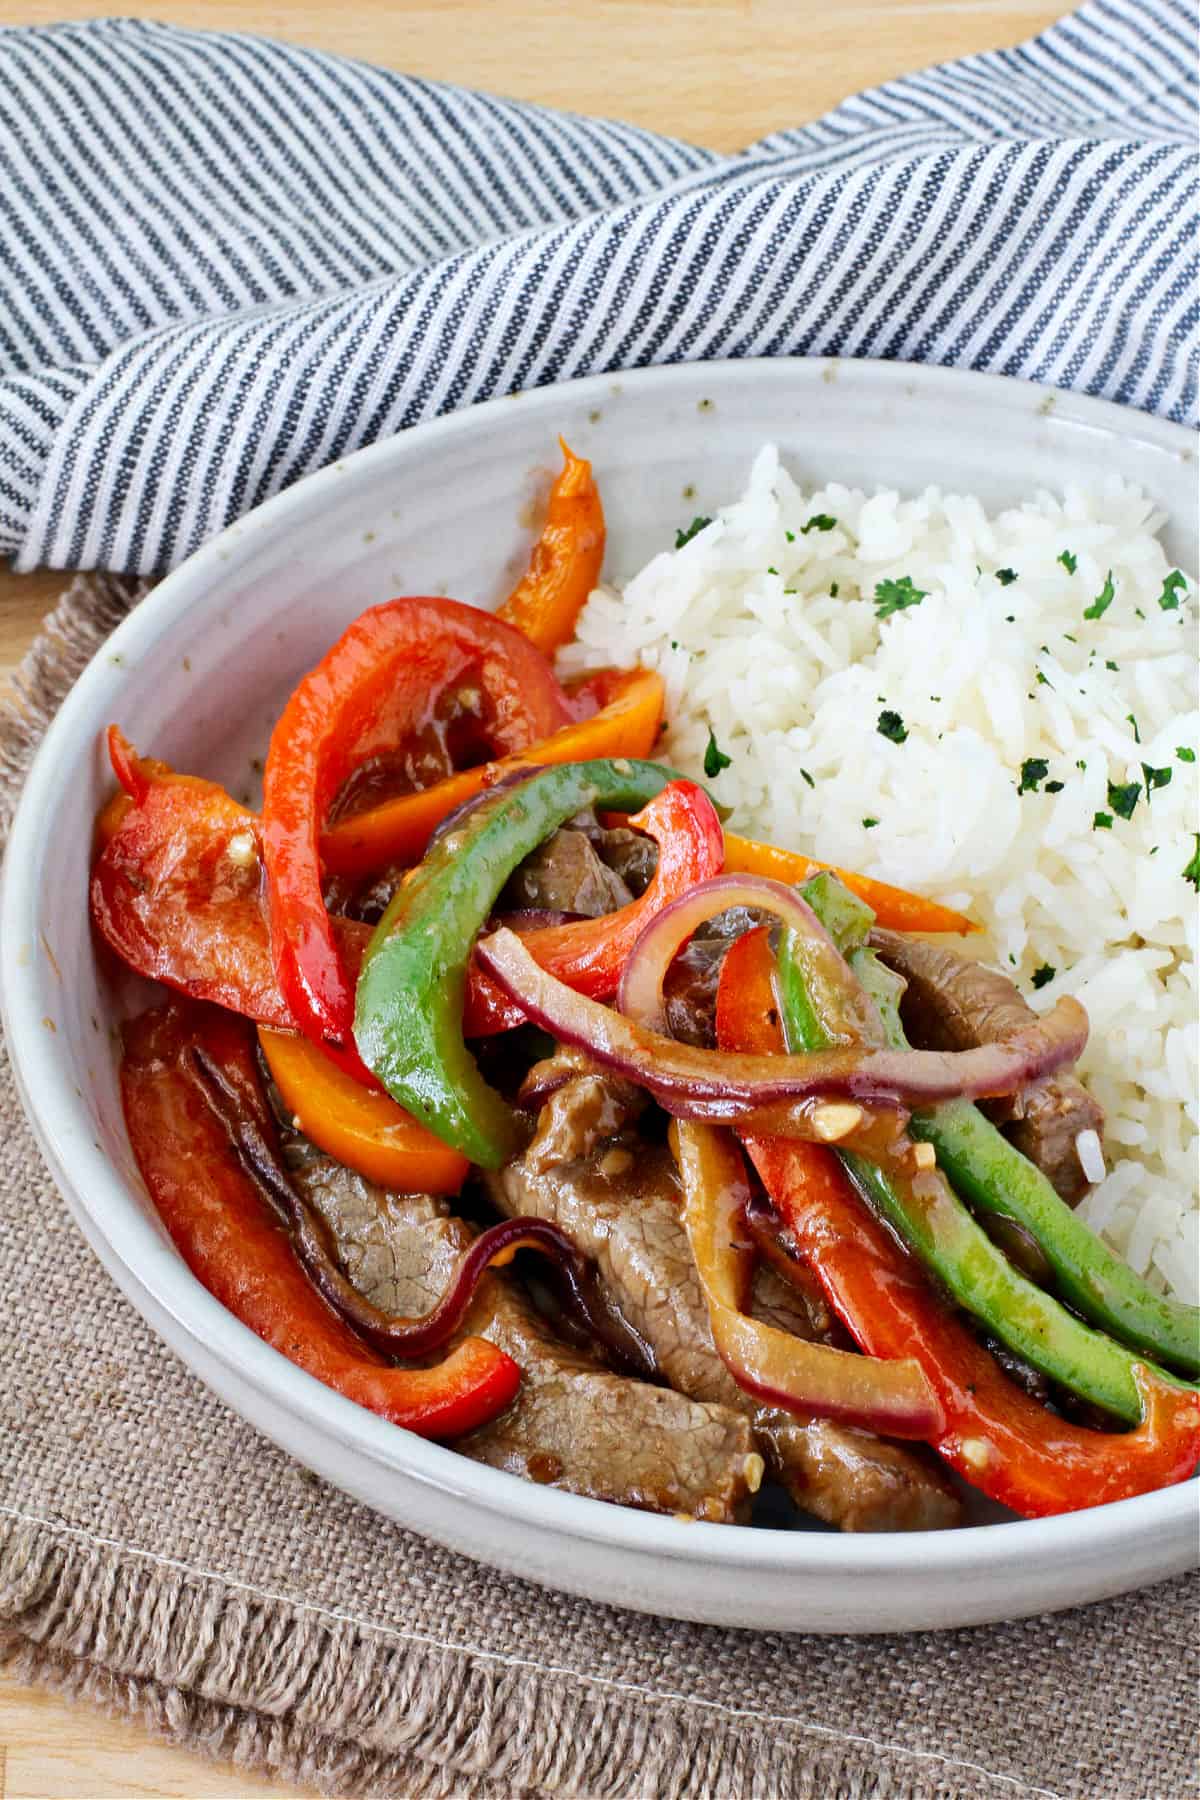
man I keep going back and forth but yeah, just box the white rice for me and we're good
[561,446,1199,1304]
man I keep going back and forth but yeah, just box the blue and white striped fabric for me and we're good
[1,2,1196,576]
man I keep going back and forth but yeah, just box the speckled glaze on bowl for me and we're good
[3,359,1197,1634]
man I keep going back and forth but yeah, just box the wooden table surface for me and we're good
[0,1,1067,1791]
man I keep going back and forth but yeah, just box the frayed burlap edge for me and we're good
[0,1519,983,1800]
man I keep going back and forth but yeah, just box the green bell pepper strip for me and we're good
[353,759,681,1168]
[779,888,1195,1423]
[836,898,1200,1376]
[907,1100,1199,1377]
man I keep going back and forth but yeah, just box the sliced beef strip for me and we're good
[584,823,659,897]
[283,1137,758,1521]
[501,827,634,918]
[487,1078,962,1533]
[871,928,1104,1205]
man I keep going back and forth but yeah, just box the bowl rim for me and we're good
[3,354,1196,1585]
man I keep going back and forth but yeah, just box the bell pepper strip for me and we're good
[121,998,520,1439]
[319,665,665,881]
[721,829,977,936]
[92,741,371,1028]
[669,1117,943,1438]
[776,890,1197,1425]
[261,596,573,1073]
[258,1026,470,1194]
[717,929,1200,1515]
[906,1097,1200,1378]
[353,758,682,1168]
[496,439,605,655]
[462,777,724,1036]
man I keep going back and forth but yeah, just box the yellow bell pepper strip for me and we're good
[354,758,680,1168]
[496,438,605,655]
[319,664,664,881]
[257,1026,470,1195]
[722,829,978,936]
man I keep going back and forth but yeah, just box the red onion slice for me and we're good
[476,924,1090,1123]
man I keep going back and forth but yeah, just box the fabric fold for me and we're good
[1,1,1196,574]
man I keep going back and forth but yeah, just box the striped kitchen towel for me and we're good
[0,0,1197,577]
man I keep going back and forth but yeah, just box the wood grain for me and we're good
[0,0,1067,1789]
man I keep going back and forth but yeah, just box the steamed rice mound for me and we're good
[560,447,1199,1305]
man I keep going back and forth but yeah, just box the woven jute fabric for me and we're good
[0,578,1196,1800]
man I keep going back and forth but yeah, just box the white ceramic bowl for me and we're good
[3,359,1197,1634]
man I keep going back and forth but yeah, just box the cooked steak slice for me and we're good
[502,827,633,918]
[487,1082,961,1533]
[285,1140,758,1521]
[587,824,659,896]
[662,907,770,1048]
[871,928,1104,1204]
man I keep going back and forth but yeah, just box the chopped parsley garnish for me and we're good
[874,575,928,619]
[1083,570,1115,620]
[1127,713,1140,743]
[1018,758,1050,794]
[669,639,679,650]
[1031,964,1056,990]
[1142,763,1172,799]
[1183,835,1200,891]
[1105,660,1119,671]
[1107,779,1141,821]
[675,515,712,549]
[877,709,908,744]
[784,530,796,543]
[1036,671,1052,687]
[995,567,1018,586]
[801,513,838,535]
[1057,549,1078,574]
[703,727,732,778]
[1076,759,1087,770]
[766,565,779,576]
[1063,633,1077,643]
[862,817,879,829]
[1045,780,1065,793]
[1093,811,1113,830]
[1178,746,1196,763]
[799,768,815,789]
[829,581,839,597]
[1157,569,1188,611]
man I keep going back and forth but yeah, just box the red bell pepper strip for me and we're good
[93,730,371,1028]
[120,998,521,1439]
[716,928,1200,1517]
[462,778,725,1035]
[496,439,605,656]
[261,596,574,1074]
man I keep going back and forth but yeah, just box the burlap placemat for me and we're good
[0,577,1196,1800]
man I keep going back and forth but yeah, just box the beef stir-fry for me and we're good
[91,443,1200,1531]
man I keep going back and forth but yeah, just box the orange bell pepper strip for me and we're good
[717,928,1200,1517]
[258,1025,469,1194]
[721,830,978,936]
[319,664,664,881]
[496,438,605,655]
[121,998,520,1439]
